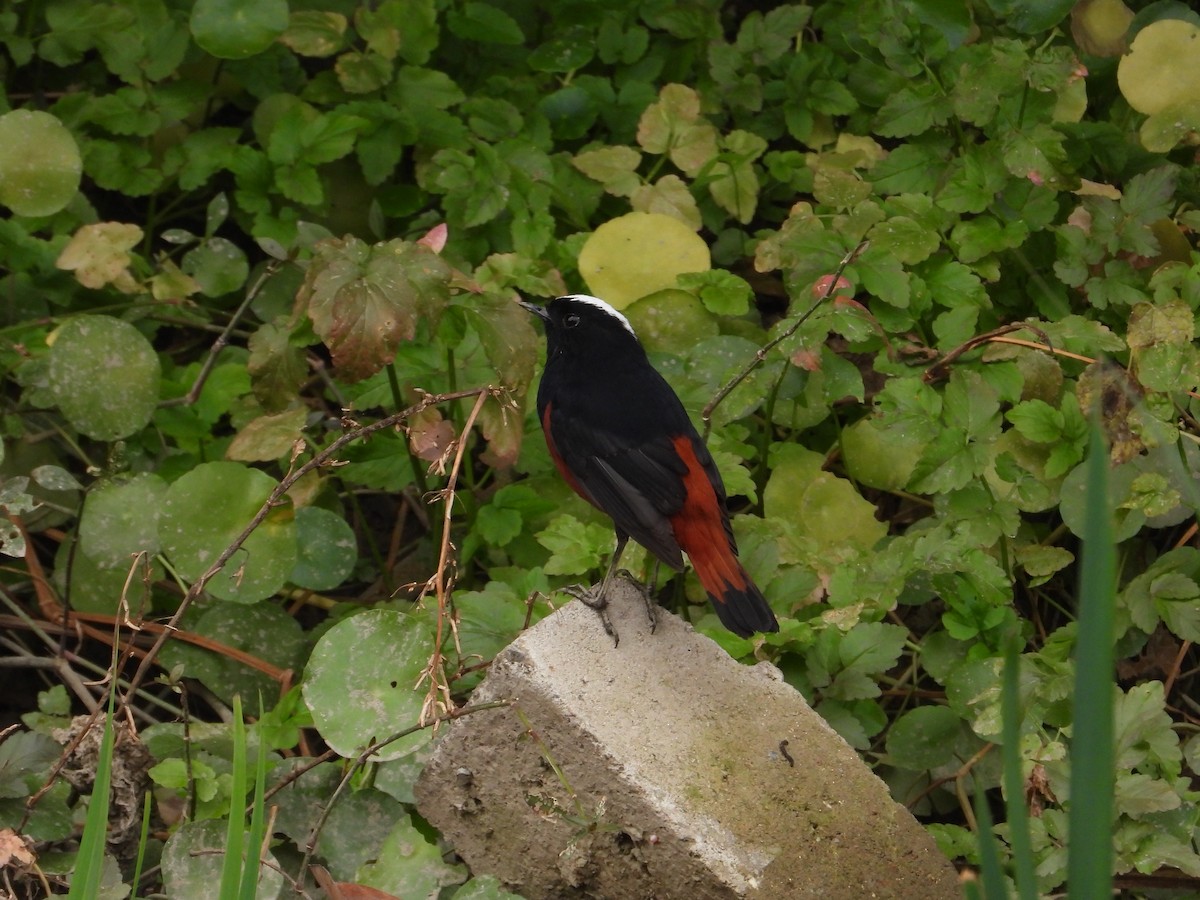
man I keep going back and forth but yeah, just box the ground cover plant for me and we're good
[1,0,1200,895]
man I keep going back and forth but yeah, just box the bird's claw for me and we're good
[615,569,657,633]
[561,583,619,646]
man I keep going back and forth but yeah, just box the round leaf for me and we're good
[578,212,711,309]
[47,315,161,441]
[1117,19,1200,115]
[841,417,923,491]
[624,289,718,354]
[55,535,162,616]
[157,600,306,703]
[79,473,167,567]
[159,461,296,603]
[190,0,289,59]
[0,109,81,216]
[290,506,357,591]
[303,609,432,761]
[162,820,283,898]
[181,237,249,297]
[885,706,962,770]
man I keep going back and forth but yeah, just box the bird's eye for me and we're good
[564,314,581,328]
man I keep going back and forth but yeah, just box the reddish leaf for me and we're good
[418,221,448,252]
[298,236,452,382]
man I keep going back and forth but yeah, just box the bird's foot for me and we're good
[561,583,619,646]
[614,569,657,633]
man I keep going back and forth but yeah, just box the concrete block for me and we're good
[415,580,961,899]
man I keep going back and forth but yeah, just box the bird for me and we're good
[519,293,780,640]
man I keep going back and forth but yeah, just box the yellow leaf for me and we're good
[577,212,710,309]
[56,222,143,292]
[1117,20,1200,115]
[1070,0,1134,56]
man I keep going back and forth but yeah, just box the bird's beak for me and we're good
[517,298,550,321]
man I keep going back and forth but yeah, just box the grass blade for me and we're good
[1002,640,1036,899]
[1066,421,1116,898]
[67,691,116,899]
[973,779,1006,899]
[238,696,269,900]
[219,694,248,899]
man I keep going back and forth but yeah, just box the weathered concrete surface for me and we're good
[415,581,960,899]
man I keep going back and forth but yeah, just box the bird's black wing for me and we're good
[546,411,689,571]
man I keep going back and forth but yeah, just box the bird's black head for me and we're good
[519,294,643,363]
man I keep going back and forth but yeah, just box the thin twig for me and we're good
[158,260,282,408]
[922,323,1054,384]
[701,240,869,438]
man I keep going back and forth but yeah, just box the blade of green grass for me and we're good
[1002,640,1036,899]
[219,694,248,899]
[1066,420,1116,898]
[238,696,269,900]
[973,779,1006,899]
[67,690,116,899]
[130,790,152,900]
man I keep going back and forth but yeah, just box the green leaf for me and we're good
[572,146,642,197]
[159,461,296,603]
[636,84,719,175]
[302,609,433,761]
[290,506,357,591]
[161,601,306,704]
[190,0,288,59]
[536,514,614,577]
[885,705,962,770]
[676,269,752,316]
[0,110,82,217]
[0,731,61,799]
[280,10,347,57]
[79,473,166,568]
[624,290,719,355]
[182,238,249,297]
[357,811,467,894]
[452,874,527,900]
[446,2,524,45]
[247,319,308,412]
[161,821,283,898]
[225,406,306,462]
[1007,399,1064,443]
[336,51,393,94]
[1113,681,1180,774]
[47,316,161,441]
[876,83,949,138]
[528,28,595,73]
[764,447,887,552]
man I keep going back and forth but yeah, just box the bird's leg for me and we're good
[642,559,661,632]
[562,533,628,646]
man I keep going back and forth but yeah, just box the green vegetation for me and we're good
[1,0,1199,896]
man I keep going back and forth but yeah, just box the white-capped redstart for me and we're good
[520,294,780,639]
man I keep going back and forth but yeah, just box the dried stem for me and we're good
[417,388,493,726]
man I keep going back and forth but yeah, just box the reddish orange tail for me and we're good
[686,533,778,636]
